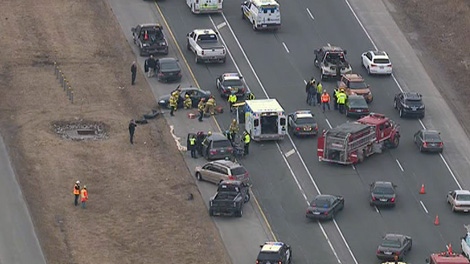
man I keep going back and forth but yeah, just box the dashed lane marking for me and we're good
[285,149,295,158]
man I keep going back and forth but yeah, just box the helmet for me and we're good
[208,131,212,136]
[232,119,236,123]
[201,98,205,101]
[76,180,80,184]
[185,94,189,98]
[83,185,87,189]
[340,88,345,92]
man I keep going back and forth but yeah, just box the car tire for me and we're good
[236,208,243,217]
[419,145,423,152]
[195,172,203,181]
[452,205,456,212]
[195,54,200,64]
[252,22,257,31]
[320,71,325,81]
[399,108,404,118]
[244,193,251,203]
[393,99,397,109]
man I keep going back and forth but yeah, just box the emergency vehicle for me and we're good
[241,0,281,31]
[187,0,222,14]
[317,113,400,165]
[426,245,470,264]
[244,99,287,141]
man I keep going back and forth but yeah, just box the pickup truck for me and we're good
[209,180,250,217]
[186,29,226,64]
[131,23,169,56]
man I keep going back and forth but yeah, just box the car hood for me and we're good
[348,88,371,95]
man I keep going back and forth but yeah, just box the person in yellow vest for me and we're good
[188,134,197,158]
[337,89,347,114]
[198,98,205,122]
[81,186,88,209]
[205,96,216,115]
[243,130,251,155]
[169,93,177,116]
[228,91,237,112]
[228,119,239,142]
[316,82,323,105]
[184,94,192,109]
[73,180,81,206]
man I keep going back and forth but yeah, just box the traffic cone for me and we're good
[434,215,440,225]
[419,184,426,194]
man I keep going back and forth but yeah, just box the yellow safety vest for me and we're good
[244,134,250,144]
[228,94,237,103]
[189,138,196,145]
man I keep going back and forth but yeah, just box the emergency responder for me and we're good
[246,92,255,100]
[128,119,137,144]
[73,180,81,206]
[243,130,251,155]
[184,94,192,109]
[202,131,212,147]
[228,90,237,112]
[321,90,331,113]
[81,186,88,209]
[228,119,239,142]
[333,88,339,110]
[169,92,177,116]
[205,96,216,115]
[305,78,316,106]
[188,134,197,158]
[316,82,323,105]
[197,98,205,122]
[337,89,347,114]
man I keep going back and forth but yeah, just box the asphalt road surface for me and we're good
[109,0,470,263]
[0,136,46,264]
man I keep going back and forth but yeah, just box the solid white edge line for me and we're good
[395,159,404,172]
[306,8,314,20]
[325,118,332,129]
[374,206,380,214]
[282,42,290,53]
[303,79,307,85]
[439,154,463,190]
[419,201,429,214]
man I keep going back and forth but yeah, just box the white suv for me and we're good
[361,50,393,75]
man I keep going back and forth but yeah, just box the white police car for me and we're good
[256,242,292,264]
[361,50,393,75]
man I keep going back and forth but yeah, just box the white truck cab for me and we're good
[187,0,222,14]
[241,0,281,31]
[244,99,287,141]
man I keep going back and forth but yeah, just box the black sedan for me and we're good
[414,129,443,153]
[306,194,344,220]
[155,58,182,82]
[288,110,318,137]
[370,181,396,207]
[216,73,248,98]
[376,234,412,261]
[345,94,369,118]
[157,87,211,109]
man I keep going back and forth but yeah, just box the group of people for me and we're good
[305,77,349,114]
[196,96,218,121]
[73,180,89,209]
[333,87,348,114]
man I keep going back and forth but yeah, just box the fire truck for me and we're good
[317,113,400,165]
[426,244,470,264]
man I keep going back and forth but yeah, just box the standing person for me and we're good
[131,61,137,85]
[73,180,81,206]
[144,58,149,76]
[337,89,347,114]
[321,90,331,113]
[128,119,137,144]
[169,92,177,116]
[188,135,197,158]
[184,94,192,109]
[243,131,251,155]
[305,78,316,105]
[333,88,339,110]
[197,98,205,122]
[228,119,239,142]
[228,91,237,112]
[196,131,205,156]
[80,186,88,209]
[205,96,216,115]
[147,55,156,77]
[316,82,323,105]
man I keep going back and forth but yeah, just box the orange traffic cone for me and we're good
[420,184,426,194]
[447,243,453,254]
[434,215,440,225]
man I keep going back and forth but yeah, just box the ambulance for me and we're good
[187,0,222,14]
[241,0,281,31]
[244,99,287,141]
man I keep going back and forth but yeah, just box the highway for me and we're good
[109,0,470,263]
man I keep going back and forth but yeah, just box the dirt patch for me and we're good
[53,120,109,141]
[0,0,230,264]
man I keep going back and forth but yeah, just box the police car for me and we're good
[216,73,248,98]
[287,110,318,137]
[256,242,292,264]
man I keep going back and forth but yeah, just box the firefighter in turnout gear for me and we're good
[228,91,237,112]
[198,98,205,122]
[169,92,178,116]
[205,96,216,115]
[228,119,239,142]
[184,94,192,109]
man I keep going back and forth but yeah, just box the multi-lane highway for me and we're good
[110,0,470,263]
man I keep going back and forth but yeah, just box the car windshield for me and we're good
[349,81,368,89]
[231,166,246,175]
[424,133,441,141]
[382,239,401,248]
[212,140,231,148]
[296,117,315,124]
[373,58,390,64]
[349,98,368,108]
[405,99,423,106]
[373,186,394,195]
[222,80,243,87]
[456,194,470,201]
[197,34,217,43]
[257,252,281,261]
[312,198,331,208]
[160,61,179,71]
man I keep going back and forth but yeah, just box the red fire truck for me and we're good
[317,113,400,165]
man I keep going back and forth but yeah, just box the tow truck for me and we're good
[317,113,400,165]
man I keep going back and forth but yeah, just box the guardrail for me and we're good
[53,62,74,103]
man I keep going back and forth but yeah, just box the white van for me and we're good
[187,0,222,14]
[241,0,281,31]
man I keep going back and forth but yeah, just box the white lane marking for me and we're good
[343,0,462,190]
[306,8,314,20]
[374,206,380,213]
[282,42,290,53]
[216,14,353,264]
[285,148,296,158]
[325,118,332,129]
[396,159,404,172]
[352,165,356,170]
[420,201,429,214]
[303,79,307,85]
[217,22,227,29]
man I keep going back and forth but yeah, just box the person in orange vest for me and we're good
[73,180,81,206]
[321,90,331,113]
[81,186,88,209]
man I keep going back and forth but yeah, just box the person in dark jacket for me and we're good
[305,78,316,106]
[147,55,156,77]
[128,119,137,144]
[196,131,205,156]
[131,61,137,85]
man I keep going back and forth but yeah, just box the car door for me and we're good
[362,51,371,67]
[134,25,141,40]
[213,164,229,183]
[190,90,203,105]
[448,191,456,205]
[201,163,217,183]
[414,131,423,146]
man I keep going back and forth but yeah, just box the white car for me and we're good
[447,190,470,212]
[361,50,393,75]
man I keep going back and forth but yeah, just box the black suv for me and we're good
[393,92,425,118]
[256,242,292,264]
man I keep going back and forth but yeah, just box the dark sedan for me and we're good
[370,181,396,207]
[414,129,443,153]
[155,58,182,82]
[216,73,248,98]
[345,94,370,118]
[306,194,344,220]
[376,234,412,261]
[157,87,211,109]
[288,110,318,137]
